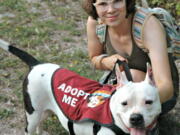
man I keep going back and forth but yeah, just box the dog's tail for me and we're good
[0,39,40,67]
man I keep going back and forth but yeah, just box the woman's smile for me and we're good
[107,15,118,21]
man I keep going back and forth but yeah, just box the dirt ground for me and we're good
[0,0,179,135]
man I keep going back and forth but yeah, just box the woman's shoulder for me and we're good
[87,16,104,46]
[133,8,165,49]
[87,16,98,27]
[143,15,165,44]
[87,16,98,37]
[144,15,164,31]
[133,7,164,33]
[142,15,166,51]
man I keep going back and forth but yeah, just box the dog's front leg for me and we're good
[35,110,52,134]
[73,122,94,135]
[97,127,116,135]
[25,110,43,135]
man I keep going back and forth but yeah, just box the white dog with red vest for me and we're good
[0,39,161,135]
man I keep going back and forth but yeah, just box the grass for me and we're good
[0,109,14,120]
[0,0,100,134]
[0,95,8,103]
[43,115,69,135]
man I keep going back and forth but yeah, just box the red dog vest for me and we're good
[51,68,116,125]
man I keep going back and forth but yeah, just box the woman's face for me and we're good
[93,0,127,26]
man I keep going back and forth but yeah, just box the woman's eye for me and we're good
[98,2,107,6]
[115,0,122,2]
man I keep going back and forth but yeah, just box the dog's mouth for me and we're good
[129,128,146,135]
[117,114,157,135]
[129,119,157,135]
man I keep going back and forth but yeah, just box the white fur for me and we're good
[0,38,161,135]
[0,39,10,51]
[25,63,106,135]
[24,63,161,135]
[110,82,161,132]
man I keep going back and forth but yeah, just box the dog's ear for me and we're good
[115,63,128,86]
[145,63,156,86]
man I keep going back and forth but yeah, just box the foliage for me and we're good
[149,0,180,20]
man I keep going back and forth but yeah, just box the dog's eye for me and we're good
[145,100,153,105]
[121,101,128,106]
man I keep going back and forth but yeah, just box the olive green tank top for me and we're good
[96,24,179,103]
[104,28,150,73]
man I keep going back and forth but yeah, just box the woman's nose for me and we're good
[107,4,116,12]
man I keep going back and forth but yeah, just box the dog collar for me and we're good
[146,118,158,130]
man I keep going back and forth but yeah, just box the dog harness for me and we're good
[51,68,127,135]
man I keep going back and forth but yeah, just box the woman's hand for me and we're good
[101,54,127,70]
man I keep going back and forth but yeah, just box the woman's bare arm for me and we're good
[87,16,126,70]
[143,16,173,103]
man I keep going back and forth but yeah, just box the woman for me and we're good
[82,0,178,115]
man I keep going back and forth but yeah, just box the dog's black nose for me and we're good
[130,113,144,127]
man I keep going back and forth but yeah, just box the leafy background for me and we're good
[0,0,179,135]
[149,0,180,17]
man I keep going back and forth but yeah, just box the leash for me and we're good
[102,60,133,84]
[115,60,133,81]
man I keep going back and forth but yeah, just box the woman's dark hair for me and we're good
[126,0,136,18]
[82,0,136,20]
[81,0,98,20]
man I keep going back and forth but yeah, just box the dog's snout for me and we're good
[130,113,144,127]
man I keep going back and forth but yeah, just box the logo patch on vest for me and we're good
[87,90,111,108]
[51,68,116,125]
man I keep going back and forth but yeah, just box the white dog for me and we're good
[0,39,161,135]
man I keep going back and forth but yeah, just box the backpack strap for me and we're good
[151,8,180,59]
[96,23,107,44]
[132,7,153,52]
[133,7,180,59]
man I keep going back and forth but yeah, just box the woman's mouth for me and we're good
[107,15,118,22]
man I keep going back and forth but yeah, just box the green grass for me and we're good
[0,95,8,103]
[0,109,14,120]
[0,0,101,134]
[0,0,27,12]
[43,115,69,135]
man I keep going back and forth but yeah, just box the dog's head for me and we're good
[110,63,161,135]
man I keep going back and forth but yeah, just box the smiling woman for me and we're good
[82,0,135,20]
[82,0,179,134]
[93,0,127,26]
